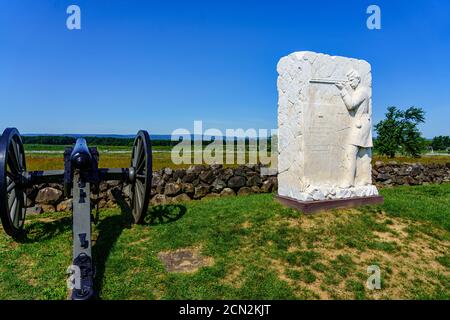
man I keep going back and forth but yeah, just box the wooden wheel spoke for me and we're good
[137,140,145,171]
[136,138,143,162]
[135,180,144,211]
[7,144,20,174]
[8,188,16,210]
[12,139,23,170]
[7,178,16,193]
[10,198,18,223]
[13,197,21,228]
[132,145,138,167]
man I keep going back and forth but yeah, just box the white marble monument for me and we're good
[277,51,379,202]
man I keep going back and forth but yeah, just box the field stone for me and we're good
[152,173,162,187]
[269,176,278,191]
[173,169,185,180]
[123,184,132,199]
[164,182,182,196]
[211,178,227,192]
[35,187,63,205]
[156,181,165,194]
[56,199,73,212]
[41,204,56,213]
[99,182,109,192]
[182,183,194,197]
[98,199,107,209]
[199,170,215,184]
[246,175,262,187]
[26,205,43,215]
[150,194,169,206]
[261,180,274,193]
[219,168,234,182]
[204,193,220,199]
[220,188,235,197]
[377,173,391,182]
[194,186,210,199]
[107,180,121,188]
[171,193,191,203]
[228,176,246,189]
[182,172,196,183]
[374,161,384,168]
[106,189,116,202]
[237,187,253,196]
[211,164,223,171]
[186,165,204,175]
[233,167,245,177]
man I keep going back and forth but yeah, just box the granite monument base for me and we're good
[276,194,384,214]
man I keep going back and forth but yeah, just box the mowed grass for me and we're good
[0,184,449,300]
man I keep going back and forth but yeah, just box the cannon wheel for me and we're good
[0,128,27,237]
[130,130,152,224]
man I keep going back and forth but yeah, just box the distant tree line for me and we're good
[21,135,273,151]
[21,136,180,147]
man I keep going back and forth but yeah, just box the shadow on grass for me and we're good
[12,189,187,298]
[93,190,187,298]
[143,204,187,226]
[17,216,72,243]
[92,190,133,297]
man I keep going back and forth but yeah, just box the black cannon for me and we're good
[0,128,152,300]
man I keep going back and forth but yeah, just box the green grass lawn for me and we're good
[0,184,449,300]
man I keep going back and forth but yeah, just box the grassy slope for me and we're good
[0,184,449,300]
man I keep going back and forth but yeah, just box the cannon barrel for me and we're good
[70,138,92,170]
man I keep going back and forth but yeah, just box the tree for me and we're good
[374,106,426,158]
[431,135,450,151]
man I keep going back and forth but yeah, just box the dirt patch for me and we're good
[241,221,252,229]
[158,247,214,273]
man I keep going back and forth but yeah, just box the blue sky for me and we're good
[0,0,449,137]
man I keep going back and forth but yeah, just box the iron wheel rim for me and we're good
[130,130,152,224]
[0,128,27,237]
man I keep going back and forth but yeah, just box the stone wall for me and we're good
[25,162,450,214]
[372,161,450,186]
[25,164,278,214]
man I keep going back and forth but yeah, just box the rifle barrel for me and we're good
[309,79,346,84]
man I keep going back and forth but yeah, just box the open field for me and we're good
[23,144,450,171]
[0,184,449,300]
